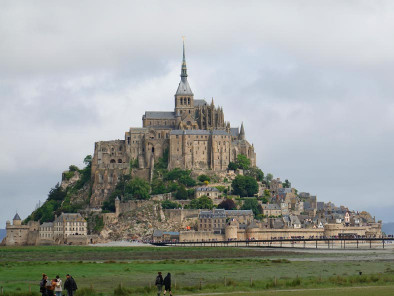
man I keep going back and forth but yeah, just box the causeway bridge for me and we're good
[152,237,394,249]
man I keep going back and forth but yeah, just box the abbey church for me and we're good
[90,43,256,207]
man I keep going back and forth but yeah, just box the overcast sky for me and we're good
[1,1,394,227]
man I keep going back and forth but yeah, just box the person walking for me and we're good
[155,272,164,296]
[40,274,48,296]
[54,275,62,296]
[64,274,78,296]
[163,273,173,296]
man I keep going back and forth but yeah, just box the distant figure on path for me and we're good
[40,274,48,296]
[163,273,173,296]
[155,271,164,296]
[64,274,78,296]
[54,275,62,296]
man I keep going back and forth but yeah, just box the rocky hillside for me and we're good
[99,203,184,241]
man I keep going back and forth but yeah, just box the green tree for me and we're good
[155,148,169,170]
[189,195,214,209]
[125,177,150,200]
[231,175,258,197]
[175,185,188,200]
[161,200,181,209]
[198,174,210,183]
[241,199,262,217]
[227,162,238,170]
[283,179,291,188]
[217,198,236,210]
[245,167,264,181]
[265,173,273,184]
[179,175,196,187]
[236,154,251,170]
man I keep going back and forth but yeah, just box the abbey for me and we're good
[90,43,256,207]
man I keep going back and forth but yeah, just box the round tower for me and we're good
[225,218,239,241]
[13,213,21,226]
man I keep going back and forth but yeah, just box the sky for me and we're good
[1,0,394,227]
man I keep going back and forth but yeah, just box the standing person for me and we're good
[155,272,164,296]
[163,273,173,296]
[40,274,47,296]
[64,274,78,296]
[46,276,54,296]
[54,275,62,296]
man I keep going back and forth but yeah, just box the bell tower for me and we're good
[175,39,194,117]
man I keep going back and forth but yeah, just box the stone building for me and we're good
[5,213,40,246]
[195,187,220,199]
[90,43,256,207]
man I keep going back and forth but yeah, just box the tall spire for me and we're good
[181,38,188,81]
[176,38,193,96]
[239,122,245,140]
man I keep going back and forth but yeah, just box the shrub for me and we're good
[162,200,181,209]
[198,174,210,182]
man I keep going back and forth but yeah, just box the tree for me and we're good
[283,179,291,188]
[161,200,181,209]
[189,195,214,209]
[217,198,236,210]
[125,177,150,200]
[265,173,273,184]
[179,175,196,187]
[175,185,188,200]
[83,155,92,166]
[245,167,264,181]
[198,174,210,183]
[227,162,238,170]
[231,175,259,197]
[236,154,251,170]
[241,199,262,217]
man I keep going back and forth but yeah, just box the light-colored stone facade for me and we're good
[90,44,256,207]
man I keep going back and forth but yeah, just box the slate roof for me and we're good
[226,210,253,216]
[153,230,180,237]
[13,213,21,220]
[196,187,219,192]
[144,111,176,119]
[263,204,281,210]
[199,209,226,219]
[194,99,208,106]
[170,129,230,136]
[230,127,239,138]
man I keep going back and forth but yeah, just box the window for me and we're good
[110,159,116,163]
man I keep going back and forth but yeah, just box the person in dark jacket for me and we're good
[155,272,164,296]
[40,274,48,296]
[63,274,78,296]
[163,273,172,296]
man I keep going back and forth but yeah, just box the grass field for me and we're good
[0,246,393,295]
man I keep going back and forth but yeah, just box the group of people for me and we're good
[155,272,172,296]
[40,274,78,296]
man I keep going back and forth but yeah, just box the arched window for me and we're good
[110,159,116,163]
[118,159,122,163]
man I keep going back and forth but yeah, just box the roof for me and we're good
[194,99,207,107]
[263,204,281,210]
[230,127,239,138]
[144,111,176,120]
[199,209,226,219]
[40,222,53,228]
[176,79,193,96]
[55,213,86,223]
[170,129,230,136]
[13,213,21,220]
[226,210,253,216]
[196,187,219,192]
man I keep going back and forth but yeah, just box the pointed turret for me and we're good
[175,40,193,96]
[239,122,245,140]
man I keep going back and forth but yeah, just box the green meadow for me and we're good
[0,246,393,295]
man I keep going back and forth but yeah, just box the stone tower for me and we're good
[174,41,194,117]
[13,213,21,226]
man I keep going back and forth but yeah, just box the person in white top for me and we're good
[54,275,62,296]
